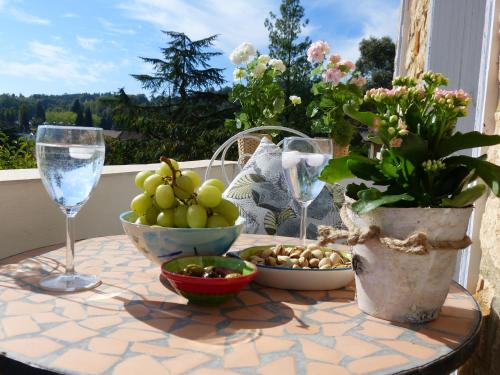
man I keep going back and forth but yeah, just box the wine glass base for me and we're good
[39,273,101,293]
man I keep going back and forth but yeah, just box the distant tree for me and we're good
[265,0,312,131]
[355,37,396,89]
[33,101,46,125]
[18,104,29,132]
[71,99,84,126]
[71,99,82,114]
[131,31,225,101]
[83,107,93,127]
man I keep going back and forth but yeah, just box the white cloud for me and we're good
[308,0,400,62]
[0,41,114,84]
[0,0,6,12]
[117,0,277,54]
[9,8,50,25]
[77,36,101,51]
[98,17,136,35]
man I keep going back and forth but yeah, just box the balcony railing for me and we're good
[0,160,239,259]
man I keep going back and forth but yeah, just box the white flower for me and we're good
[229,42,257,64]
[269,58,286,73]
[251,63,267,78]
[289,95,302,106]
[233,68,246,80]
[258,54,271,64]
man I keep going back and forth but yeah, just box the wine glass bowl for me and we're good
[281,137,332,245]
[36,125,105,292]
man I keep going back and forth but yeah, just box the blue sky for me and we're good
[0,0,400,96]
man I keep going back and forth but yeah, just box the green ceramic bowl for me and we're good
[161,256,257,305]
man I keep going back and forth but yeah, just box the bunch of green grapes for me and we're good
[130,157,239,228]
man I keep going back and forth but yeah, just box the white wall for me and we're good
[0,161,239,259]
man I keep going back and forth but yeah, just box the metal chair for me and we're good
[204,125,309,186]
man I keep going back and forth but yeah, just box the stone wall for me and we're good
[400,0,430,77]
[460,119,500,375]
[399,0,500,373]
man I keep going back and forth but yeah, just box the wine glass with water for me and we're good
[282,137,333,246]
[36,125,105,292]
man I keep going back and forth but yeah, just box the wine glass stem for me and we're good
[65,215,75,275]
[300,203,308,247]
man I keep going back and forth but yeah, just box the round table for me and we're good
[0,234,480,375]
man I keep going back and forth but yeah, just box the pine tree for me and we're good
[131,31,225,101]
[265,0,312,130]
[265,0,311,99]
[355,37,396,89]
[83,107,93,127]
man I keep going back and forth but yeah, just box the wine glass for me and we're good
[282,137,333,246]
[36,125,105,292]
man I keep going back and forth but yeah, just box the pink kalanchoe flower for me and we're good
[350,76,367,87]
[341,60,355,71]
[329,54,341,64]
[390,138,403,148]
[307,40,330,63]
[323,67,343,84]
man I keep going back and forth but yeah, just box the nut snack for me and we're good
[248,244,351,270]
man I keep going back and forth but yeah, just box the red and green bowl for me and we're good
[161,256,257,305]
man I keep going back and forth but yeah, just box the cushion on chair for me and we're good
[223,138,345,239]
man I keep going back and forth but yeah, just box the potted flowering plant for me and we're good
[306,40,367,157]
[225,42,301,161]
[319,72,500,323]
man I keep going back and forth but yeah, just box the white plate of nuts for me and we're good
[233,244,354,290]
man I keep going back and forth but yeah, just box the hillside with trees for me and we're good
[0,0,396,169]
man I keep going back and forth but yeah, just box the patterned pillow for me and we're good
[223,138,345,239]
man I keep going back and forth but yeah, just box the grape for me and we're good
[173,175,194,200]
[197,185,221,208]
[143,174,164,195]
[202,178,225,193]
[155,184,175,209]
[135,170,153,190]
[157,209,175,227]
[183,170,201,189]
[169,159,179,171]
[174,205,189,227]
[187,205,208,228]
[207,215,230,228]
[156,162,173,177]
[135,215,149,225]
[212,198,239,224]
[131,193,153,215]
[145,205,160,225]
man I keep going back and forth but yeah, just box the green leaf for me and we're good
[394,133,428,165]
[320,97,335,108]
[343,104,379,128]
[273,97,285,113]
[441,184,486,207]
[351,194,415,214]
[347,159,389,184]
[380,158,399,178]
[346,183,370,199]
[357,188,382,201]
[319,156,354,183]
[310,66,322,77]
[445,155,500,196]
[437,132,500,158]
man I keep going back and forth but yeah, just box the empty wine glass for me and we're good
[282,137,333,246]
[36,125,105,292]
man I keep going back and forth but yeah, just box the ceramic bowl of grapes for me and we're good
[161,255,257,305]
[120,157,245,265]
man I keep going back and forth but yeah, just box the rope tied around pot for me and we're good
[317,206,471,255]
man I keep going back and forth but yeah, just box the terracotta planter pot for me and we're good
[237,133,271,165]
[344,201,473,323]
[333,142,349,158]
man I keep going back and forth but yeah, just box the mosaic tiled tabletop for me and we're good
[0,234,480,375]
